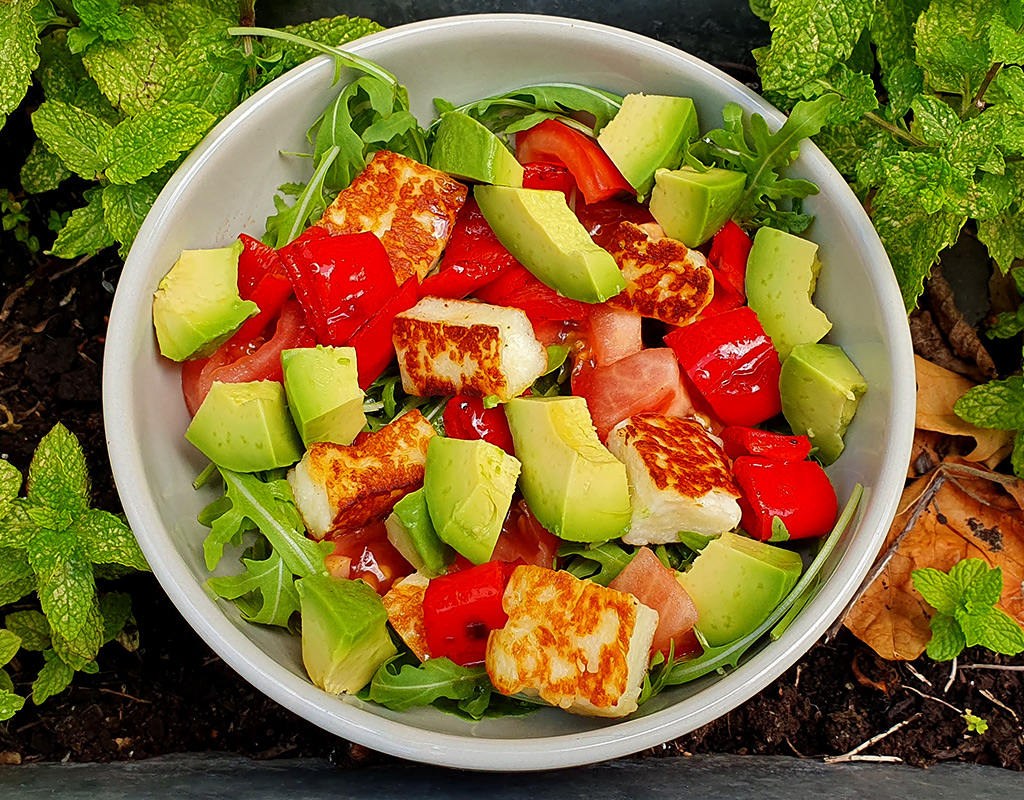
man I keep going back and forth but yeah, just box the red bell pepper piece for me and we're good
[422,561,512,666]
[664,306,782,427]
[515,119,634,204]
[418,199,519,300]
[443,395,516,455]
[278,230,397,346]
[575,199,655,249]
[347,277,419,389]
[522,161,576,204]
[732,456,838,541]
[474,263,591,325]
[707,220,752,299]
[234,234,294,342]
[719,427,812,462]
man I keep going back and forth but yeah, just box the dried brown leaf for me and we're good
[925,267,997,379]
[845,461,1024,660]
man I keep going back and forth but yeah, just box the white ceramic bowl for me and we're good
[104,14,914,770]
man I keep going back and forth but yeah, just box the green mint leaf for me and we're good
[368,657,491,712]
[26,423,91,516]
[749,0,774,21]
[50,186,115,259]
[988,308,1024,339]
[98,591,132,645]
[66,26,99,55]
[0,670,11,693]
[957,607,997,648]
[81,6,174,116]
[977,203,1024,274]
[994,65,1024,107]
[0,630,21,668]
[0,687,25,721]
[960,563,1004,612]
[990,9,1024,63]
[870,186,965,309]
[881,151,961,215]
[32,649,74,705]
[157,30,243,117]
[207,549,301,628]
[5,610,51,651]
[0,546,35,605]
[73,0,120,27]
[103,102,215,185]
[948,558,994,594]
[1012,430,1024,479]
[965,170,1018,220]
[75,508,149,572]
[977,608,1024,654]
[755,0,874,93]
[31,99,113,179]
[912,95,962,144]
[870,0,927,116]
[20,140,71,194]
[915,0,1000,96]
[102,180,158,257]
[0,0,41,119]
[813,64,878,125]
[71,76,123,125]
[925,611,966,661]
[135,0,236,51]
[36,31,87,103]
[260,15,385,78]
[954,376,1024,429]
[912,566,960,614]
[0,458,21,520]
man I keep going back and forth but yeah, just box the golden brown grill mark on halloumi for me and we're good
[382,573,430,662]
[486,566,656,717]
[393,315,507,398]
[301,410,435,536]
[615,413,739,499]
[604,221,714,326]
[317,150,468,284]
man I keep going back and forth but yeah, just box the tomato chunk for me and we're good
[608,547,700,656]
[422,561,512,666]
[490,499,559,568]
[576,199,655,249]
[443,395,516,455]
[583,304,642,369]
[522,161,576,204]
[325,521,413,595]
[732,457,838,541]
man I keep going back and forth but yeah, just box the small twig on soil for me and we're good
[962,663,1024,672]
[794,664,802,691]
[824,713,921,764]
[903,684,962,714]
[944,657,958,694]
[978,688,1019,722]
[904,662,934,688]
[832,755,904,763]
[95,688,151,705]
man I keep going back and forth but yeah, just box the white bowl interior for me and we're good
[104,14,914,770]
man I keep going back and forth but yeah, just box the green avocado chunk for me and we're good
[295,574,397,695]
[648,166,746,247]
[152,239,258,361]
[475,185,626,303]
[384,488,453,578]
[745,227,832,361]
[780,342,867,465]
[185,380,304,472]
[423,437,521,565]
[597,93,698,198]
[281,345,365,447]
[504,396,631,543]
[429,111,525,187]
[677,531,803,647]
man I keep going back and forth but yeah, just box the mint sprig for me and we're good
[912,559,1024,660]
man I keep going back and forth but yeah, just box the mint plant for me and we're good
[912,558,1024,660]
[0,424,149,720]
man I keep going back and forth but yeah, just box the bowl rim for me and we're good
[103,12,916,771]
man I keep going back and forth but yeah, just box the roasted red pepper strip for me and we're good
[664,306,781,426]
[474,263,591,325]
[707,220,752,299]
[719,427,812,462]
[347,277,419,389]
[443,395,516,455]
[418,199,519,300]
[234,234,294,342]
[576,198,656,249]
[278,230,397,346]
[522,161,576,204]
[732,456,838,541]
[422,561,512,666]
[515,119,634,204]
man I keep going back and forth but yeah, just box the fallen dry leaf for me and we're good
[924,265,997,380]
[845,460,1024,660]
[914,355,1013,468]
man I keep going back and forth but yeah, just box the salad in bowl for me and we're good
[104,15,913,769]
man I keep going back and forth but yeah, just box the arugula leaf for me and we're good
[31,99,113,179]
[264,145,340,248]
[558,541,635,585]
[954,376,1024,430]
[255,15,386,81]
[102,179,159,256]
[0,0,41,129]
[103,102,215,184]
[208,549,301,627]
[754,0,874,93]
[20,141,71,194]
[50,186,115,259]
[5,610,51,651]
[368,656,492,712]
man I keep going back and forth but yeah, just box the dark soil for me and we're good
[1,35,1022,774]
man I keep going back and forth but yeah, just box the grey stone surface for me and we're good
[2,753,1023,799]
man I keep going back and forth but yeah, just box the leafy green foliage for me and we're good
[963,710,989,734]
[0,0,42,130]
[912,559,1024,660]
[20,140,70,194]
[558,541,636,585]
[954,376,1024,476]
[50,186,114,258]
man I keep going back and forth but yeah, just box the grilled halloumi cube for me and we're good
[486,565,658,718]
[604,221,714,326]
[317,150,468,284]
[392,297,547,401]
[607,413,741,544]
[382,572,430,662]
[288,409,436,539]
